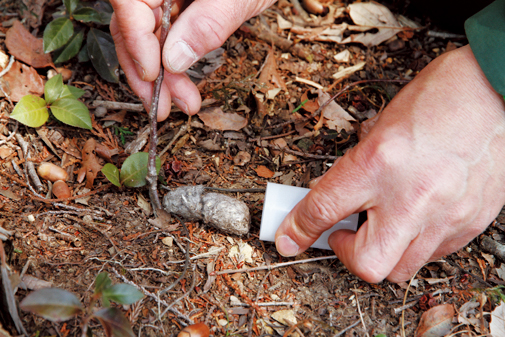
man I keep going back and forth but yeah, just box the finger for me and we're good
[164,72,202,115]
[112,26,172,120]
[329,210,419,283]
[274,147,375,257]
[163,0,275,73]
[110,0,163,82]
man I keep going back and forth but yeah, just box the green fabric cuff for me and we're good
[465,0,505,96]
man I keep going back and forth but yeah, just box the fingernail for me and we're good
[172,97,189,114]
[133,59,145,81]
[166,41,197,72]
[276,235,299,257]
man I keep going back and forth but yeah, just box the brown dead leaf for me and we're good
[101,110,127,123]
[233,151,251,166]
[255,165,274,178]
[317,89,355,132]
[5,21,53,68]
[198,107,248,131]
[415,304,455,337]
[0,61,44,102]
[77,138,103,189]
[95,143,119,162]
[300,91,319,113]
[258,49,287,92]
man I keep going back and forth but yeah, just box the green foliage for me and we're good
[10,74,91,129]
[10,95,48,128]
[43,17,74,53]
[20,272,143,336]
[101,163,121,188]
[43,0,116,82]
[113,126,134,145]
[87,28,119,83]
[20,288,83,322]
[101,152,161,188]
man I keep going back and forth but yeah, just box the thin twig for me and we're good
[0,55,15,78]
[0,120,18,146]
[147,0,172,211]
[352,289,369,337]
[160,214,191,295]
[333,320,361,337]
[109,266,193,325]
[215,255,338,275]
[160,265,197,317]
[268,79,410,130]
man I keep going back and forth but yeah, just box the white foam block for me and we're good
[260,182,358,250]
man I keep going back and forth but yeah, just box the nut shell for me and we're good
[52,180,71,199]
[177,323,210,337]
[38,162,68,182]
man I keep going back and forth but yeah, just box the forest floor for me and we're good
[1,1,505,336]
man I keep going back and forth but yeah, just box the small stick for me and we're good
[333,320,361,337]
[30,184,112,203]
[215,255,338,275]
[160,265,197,317]
[147,0,172,211]
[268,144,339,160]
[90,100,144,111]
[352,289,369,337]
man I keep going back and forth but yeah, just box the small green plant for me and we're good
[43,0,117,82]
[113,125,134,145]
[101,152,161,188]
[10,74,91,129]
[20,272,144,336]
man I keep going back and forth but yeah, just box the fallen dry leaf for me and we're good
[344,2,402,46]
[258,49,287,92]
[0,61,44,102]
[415,304,455,337]
[77,138,103,189]
[317,89,355,132]
[233,151,251,166]
[255,165,274,178]
[101,110,126,123]
[5,20,53,68]
[490,301,505,337]
[332,61,366,80]
[198,107,248,131]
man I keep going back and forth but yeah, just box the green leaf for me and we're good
[78,43,90,62]
[87,28,118,83]
[73,7,102,23]
[95,272,112,295]
[10,95,49,128]
[20,288,83,322]
[53,29,84,64]
[120,153,161,188]
[64,0,78,15]
[43,17,74,54]
[93,308,134,337]
[94,1,113,25]
[67,85,86,99]
[102,284,144,305]
[101,163,121,187]
[50,98,92,129]
[45,74,65,104]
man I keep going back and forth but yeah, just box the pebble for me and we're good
[94,106,107,118]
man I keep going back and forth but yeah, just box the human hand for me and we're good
[275,45,505,283]
[110,0,276,121]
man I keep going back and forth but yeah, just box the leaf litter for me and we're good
[1,1,505,337]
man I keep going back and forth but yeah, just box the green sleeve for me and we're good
[465,0,505,96]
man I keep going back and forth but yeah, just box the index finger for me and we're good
[110,0,163,81]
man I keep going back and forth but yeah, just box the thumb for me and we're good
[163,0,275,73]
[274,148,374,257]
